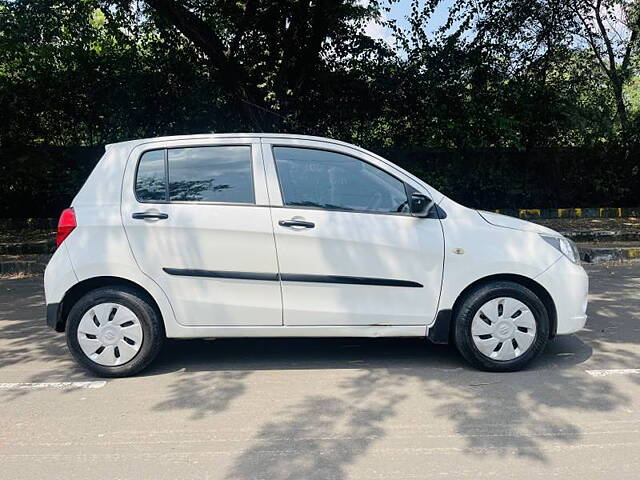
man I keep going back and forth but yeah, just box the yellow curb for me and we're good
[498,207,635,219]
[557,208,581,218]
[518,209,541,218]
[598,207,623,217]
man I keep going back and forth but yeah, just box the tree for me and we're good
[0,0,638,149]
[443,0,639,141]
[571,0,639,138]
[137,0,387,131]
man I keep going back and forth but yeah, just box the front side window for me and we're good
[168,146,254,203]
[273,147,408,214]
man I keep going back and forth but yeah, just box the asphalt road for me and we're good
[1,263,639,479]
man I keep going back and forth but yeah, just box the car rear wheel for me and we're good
[453,281,549,371]
[66,286,164,377]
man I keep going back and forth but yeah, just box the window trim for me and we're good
[271,145,413,217]
[134,144,257,206]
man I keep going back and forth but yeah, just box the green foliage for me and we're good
[1,0,637,147]
[0,0,638,215]
[2,144,637,218]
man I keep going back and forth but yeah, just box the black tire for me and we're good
[453,281,549,372]
[66,286,164,377]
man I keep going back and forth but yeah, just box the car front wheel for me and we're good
[453,281,550,372]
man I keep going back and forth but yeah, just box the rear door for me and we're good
[121,137,282,326]
[262,138,445,326]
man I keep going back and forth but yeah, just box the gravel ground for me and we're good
[534,217,640,235]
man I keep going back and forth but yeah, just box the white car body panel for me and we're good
[43,133,589,341]
[60,202,180,334]
[261,138,444,326]
[434,197,564,323]
[534,256,589,334]
[120,137,282,327]
[43,243,78,306]
[268,207,443,326]
[477,210,558,234]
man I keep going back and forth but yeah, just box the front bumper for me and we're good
[535,256,589,335]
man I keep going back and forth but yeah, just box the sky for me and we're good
[364,0,456,42]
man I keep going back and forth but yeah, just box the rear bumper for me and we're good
[44,244,78,332]
[535,256,589,335]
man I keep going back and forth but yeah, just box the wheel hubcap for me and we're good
[77,303,143,366]
[471,297,537,361]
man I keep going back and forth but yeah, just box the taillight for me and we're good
[56,208,76,247]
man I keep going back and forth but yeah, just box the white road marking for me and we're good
[0,381,107,390]
[586,369,640,377]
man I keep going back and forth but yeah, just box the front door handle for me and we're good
[278,219,315,229]
[132,212,169,220]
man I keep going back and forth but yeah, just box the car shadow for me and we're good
[145,334,593,375]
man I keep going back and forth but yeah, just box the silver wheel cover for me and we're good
[77,303,143,366]
[471,297,537,361]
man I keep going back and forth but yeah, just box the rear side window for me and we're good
[135,146,254,204]
[273,147,408,214]
[136,150,166,201]
[168,146,254,203]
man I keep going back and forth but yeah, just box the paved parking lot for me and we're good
[1,263,639,479]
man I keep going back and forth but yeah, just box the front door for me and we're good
[121,138,282,326]
[262,140,444,326]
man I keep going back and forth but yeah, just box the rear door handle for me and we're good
[132,212,169,220]
[278,219,315,229]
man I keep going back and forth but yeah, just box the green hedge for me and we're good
[376,146,640,210]
[1,144,638,218]
[1,145,104,219]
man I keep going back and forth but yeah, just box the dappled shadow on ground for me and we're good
[1,264,639,477]
[0,277,90,400]
[226,369,406,480]
[149,264,638,477]
[0,277,64,368]
[427,366,621,463]
[144,336,458,421]
[579,264,640,373]
[152,369,251,420]
[144,329,631,476]
[219,348,630,478]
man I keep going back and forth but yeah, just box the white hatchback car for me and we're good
[44,134,588,376]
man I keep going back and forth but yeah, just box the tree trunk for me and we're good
[611,76,630,140]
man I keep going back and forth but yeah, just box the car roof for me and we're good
[105,133,354,150]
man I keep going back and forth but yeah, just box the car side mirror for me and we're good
[410,193,434,218]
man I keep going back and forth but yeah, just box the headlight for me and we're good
[540,234,580,264]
